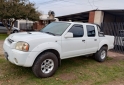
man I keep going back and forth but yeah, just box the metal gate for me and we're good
[101,22,124,53]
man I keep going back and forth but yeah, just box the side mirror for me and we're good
[65,32,73,38]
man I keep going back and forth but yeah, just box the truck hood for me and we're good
[8,32,55,42]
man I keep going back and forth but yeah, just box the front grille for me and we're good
[7,38,14,44]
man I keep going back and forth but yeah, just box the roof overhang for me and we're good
[101,9,124,16]
[56,10,93,22]
[56,9,124,22]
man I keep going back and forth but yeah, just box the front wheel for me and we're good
[32,52,58,78]
[94,47,107,62]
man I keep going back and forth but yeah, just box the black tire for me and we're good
[13,30,18,33]
[94,47,107,62]
[32,52,58,78]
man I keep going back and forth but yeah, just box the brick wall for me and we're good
[88,11,95,23]
[33,20,45,31]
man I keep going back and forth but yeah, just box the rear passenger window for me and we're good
[86,25,95,37]
[69,24,84,37]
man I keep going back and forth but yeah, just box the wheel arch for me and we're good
[13,29,18,33]
[33,49,61,67]
[102,44,108,49]
[98,44,108,50]
[98,39,109,51]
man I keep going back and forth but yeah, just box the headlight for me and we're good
[15,41,29,52]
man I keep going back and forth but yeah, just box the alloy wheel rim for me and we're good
[41,59,54,74]
[101,50,106,59]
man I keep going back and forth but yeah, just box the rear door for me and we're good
[85,25,99,53]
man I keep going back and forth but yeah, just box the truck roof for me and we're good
[55,21,96,26]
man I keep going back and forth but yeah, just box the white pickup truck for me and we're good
[3,22,114,78]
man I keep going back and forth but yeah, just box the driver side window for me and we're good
[68,24,84,37]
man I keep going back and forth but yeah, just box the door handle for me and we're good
[82,40,85,42]
[94,39,97,41]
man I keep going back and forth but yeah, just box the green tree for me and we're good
[0,0,41,34]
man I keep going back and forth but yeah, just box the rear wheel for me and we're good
[13,30,18,33]
[94,47,107,62]
[32,52,58,78]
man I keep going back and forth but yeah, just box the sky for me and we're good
[29,0,124,17]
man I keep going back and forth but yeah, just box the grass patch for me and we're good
[0,34,8,40]
[0,56,124,85]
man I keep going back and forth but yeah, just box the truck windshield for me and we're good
[41,22,71,36]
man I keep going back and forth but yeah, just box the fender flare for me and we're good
[24,42,61,67]
[98,40,109,51]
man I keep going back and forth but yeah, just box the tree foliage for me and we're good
[0,0,41,34]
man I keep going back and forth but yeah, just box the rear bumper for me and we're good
[3,39,39,67]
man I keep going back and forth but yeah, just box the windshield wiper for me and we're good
[44,32,55,36]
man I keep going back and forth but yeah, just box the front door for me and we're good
[61,24,86,59]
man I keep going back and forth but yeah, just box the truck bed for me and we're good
[99,35,114,50]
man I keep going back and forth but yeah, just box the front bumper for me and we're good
[3,39,38,67]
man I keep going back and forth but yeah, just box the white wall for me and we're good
[15,20,34,28]
[39,14,49,20]
[94,11,104,25]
